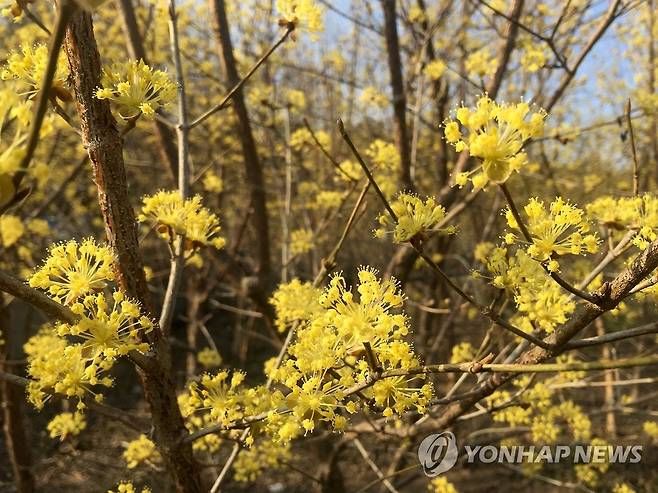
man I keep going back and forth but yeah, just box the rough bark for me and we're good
[380,0,413,191]
[63,11,202,492]
[209,0,271,281]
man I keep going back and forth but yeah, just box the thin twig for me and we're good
[625,98,640,196]
[159,0,191,334]
[190,25,293,129]
[337,120,552,350]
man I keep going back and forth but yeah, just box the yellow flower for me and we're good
[47,412,86,440]
[197,347,222,368]
[29,238,115,305]
[444,95,546,188]
[123,434,161,469]
[202,171,223,193]
[375,193,452,243]
[138,191,226,250]
[61,290,153,358]
[0,214,24,247]
[506,197,599,267]
[270,278,323,332]
[276,0,324,34]
[450,342,475,364]
[290,228,314,255]
[95,60,176,119]
[423,60,447,81]
[1,43,70,100]
[429,477,459,493]
[108,482,151,493]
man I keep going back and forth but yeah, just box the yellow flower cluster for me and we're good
[429,477,459,493]
[1,43,70,100]
[505,197,599,270]
[29,238,115,305]
[95,60,176,119]
[108,482,151,493]
[24,329,114,410]
[445,96,546,189]
[423,60,447,81]
[360,86,389,109]
[465,48,497,78]
[269,278,323,332]
[25,239,152,411]
[123,434,161,469]
[643,421,658,441]
[197,347,222,369]
[234,439,291,482]
[202,171,223,193]
[613,484,637,493]
[587,194,658,249]
[290,127,330,151]
[482,246,575,332]
[0,89,28,178]
[47,412,87,440]
[374,193,452,243]
[364,140,401,198]
[184,370,246,427]
[488,375,591,444]
[450,342,475,364]
[138,191,226,250]
[290,228,314,255]
[183,269,430,451]
[520,41,548,72]
[276,0,324,34]
[63,291,153,357]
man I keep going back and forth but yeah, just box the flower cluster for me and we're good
[24,329,114,410]
[1,43,70,100]
[276,0,324,34]
[63,291,153,357]
[269,278,323,332]
[364,140,401,198]
[481,245,575,333]
[184,371,247,427]
[505,197,599,271]
[487,369,591,445]
[184,268,430,456]
[25,239,152,412]
[197,347,222,369]
[95,60,176,119]
[374,193,453,243]
[445,95,546,189]
[29,238,115,305]
[290,228,314,255]
[123,435,161,469]
[47,412,87,440]
[108,482,151,493]
[138,191,226,250]
[587,194,658,249]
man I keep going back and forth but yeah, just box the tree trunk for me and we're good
[380,0,413,191]
[63,11,202,492]
[0,296,34,493]
[209,0,271,282]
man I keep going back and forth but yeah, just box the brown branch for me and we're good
[209,0,275,282]
[380,0,413,190]
[63,11,202,492]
